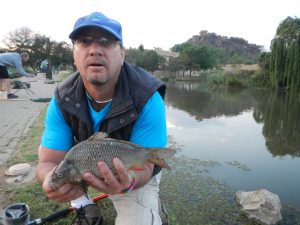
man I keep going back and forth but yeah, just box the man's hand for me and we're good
[42,170,85,202]
[84,158,155,195]
[36,146,83,202]
[83,158,132,195]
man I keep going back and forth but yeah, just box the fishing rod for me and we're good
[26,193,108,225]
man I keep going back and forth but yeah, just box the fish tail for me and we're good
[146,147,176,170]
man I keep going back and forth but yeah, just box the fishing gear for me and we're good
[27,193,108,225]
[2,203,30,225]
[2,193,108,225]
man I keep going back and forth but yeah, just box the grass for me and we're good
[207,71,250,90]
[168,67,270,90]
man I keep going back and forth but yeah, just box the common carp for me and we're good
[48,132,175,189]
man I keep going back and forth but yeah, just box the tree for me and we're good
[269,17,300,91]
[258,52,271,79]
[3,27,35,52]
[138,44,144,52]
[2,27,73,72]
[168,57,185,75]
[30,34,51,70]
[136,50,162,72]
[52,41,73,69]
[171,43,194,54]
[180,45,219,75]
[125,47,162,72]
[125,47,143,65]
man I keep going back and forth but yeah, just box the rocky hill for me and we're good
[187,30,262,64]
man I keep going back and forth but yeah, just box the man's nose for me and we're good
[88,41,104,55]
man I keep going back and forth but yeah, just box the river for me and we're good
[160,81,300,225]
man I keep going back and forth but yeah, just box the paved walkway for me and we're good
[0,73,62,166]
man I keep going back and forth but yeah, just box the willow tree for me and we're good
[269,17,300,91]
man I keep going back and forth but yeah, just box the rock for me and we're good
[5,175,24,184]
[5,166,36,185]
[5,163,31,176]
[235,189,282,225]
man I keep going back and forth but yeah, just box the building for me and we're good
[155,49,179,67]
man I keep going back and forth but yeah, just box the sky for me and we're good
[0,0,299,51]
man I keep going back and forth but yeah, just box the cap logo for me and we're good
[85,12,106,22]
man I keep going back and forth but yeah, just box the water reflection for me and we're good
[165,81,300,157]
[254,91,300,157]
[166,81,254,120]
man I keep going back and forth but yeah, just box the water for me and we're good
[162,81,300,224]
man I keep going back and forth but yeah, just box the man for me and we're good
[0,52,35,98]
[39,59,49,73]
[36,11,168,225]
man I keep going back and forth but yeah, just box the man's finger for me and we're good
[97,161,120,189]
[113,158,131,187]
[84,169,110,193]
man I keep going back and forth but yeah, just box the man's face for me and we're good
[72,27,125,86]
[22,55,29,63]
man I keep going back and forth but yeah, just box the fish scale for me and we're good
[65,139,150,177]
[48,132,175,190]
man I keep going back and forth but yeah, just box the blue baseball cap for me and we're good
[69,12,122,43]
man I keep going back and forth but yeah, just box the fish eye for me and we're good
[57,173,63,178]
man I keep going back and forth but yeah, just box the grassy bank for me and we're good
[160,65,271,90]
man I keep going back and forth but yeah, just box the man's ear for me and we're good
[121,47,125,64]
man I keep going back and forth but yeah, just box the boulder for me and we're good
[235,189,282,225]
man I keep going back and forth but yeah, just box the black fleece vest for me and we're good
[54,62,166,175]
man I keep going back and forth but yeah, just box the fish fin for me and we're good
[81,180,89,194]
[88,132,108,141]
[147,158,172,170]
[146,148,176,170]
[147,148,176,159]
[70,182,89,197]
[129,162,146,171]
[73,181,89,195]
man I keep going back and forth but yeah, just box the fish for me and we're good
[48,132,175,190]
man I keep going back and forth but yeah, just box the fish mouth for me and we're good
[47,180,57,191]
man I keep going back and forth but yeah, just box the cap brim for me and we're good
[69,25,122,42]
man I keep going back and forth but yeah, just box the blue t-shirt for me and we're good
[41,91,167,150]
